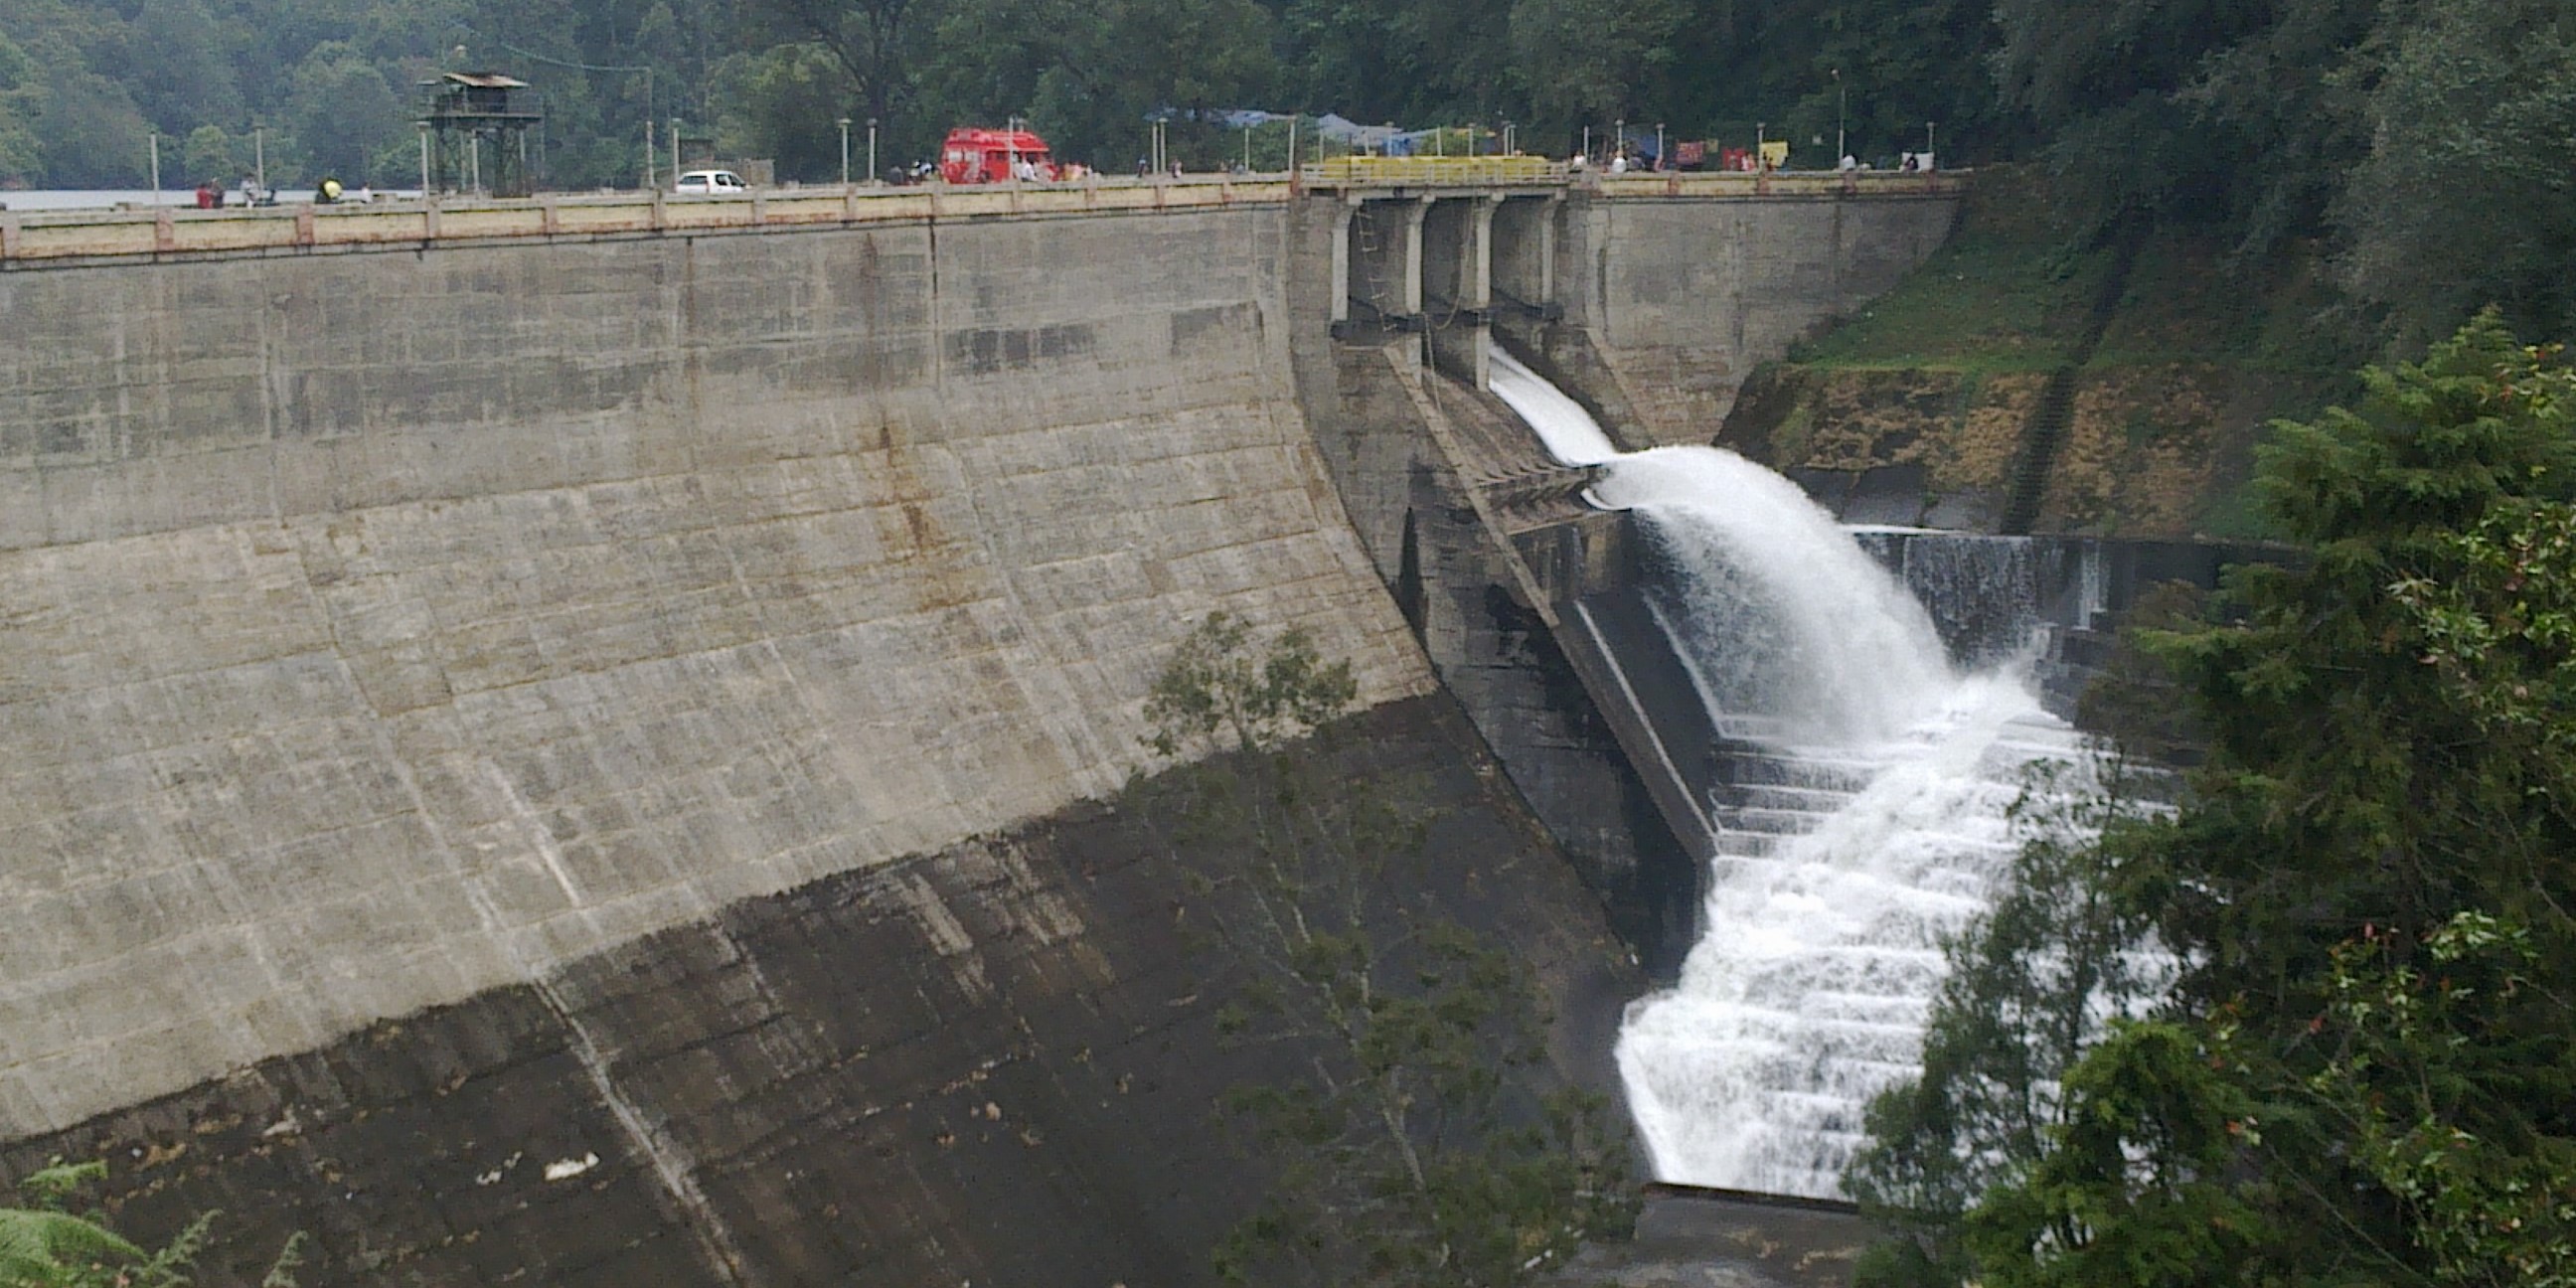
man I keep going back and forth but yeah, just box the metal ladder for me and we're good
[1352,206,1391,322]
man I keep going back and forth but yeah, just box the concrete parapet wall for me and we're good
[0,180,1293,265]
[0,205,1427,1139]
[1557,186,1963,444]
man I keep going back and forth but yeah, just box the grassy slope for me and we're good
[1730,166,2356,539]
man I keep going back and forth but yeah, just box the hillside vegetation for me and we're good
[1849,310,2576,1288]
[1721,165,2355,538]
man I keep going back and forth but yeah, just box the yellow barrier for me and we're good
[1301,156,1562,187]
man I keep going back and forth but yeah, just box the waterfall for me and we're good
[1484,339,2096,1199]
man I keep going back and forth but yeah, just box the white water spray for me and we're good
[1484,339,2093,1198]
[1488,345,1621,465]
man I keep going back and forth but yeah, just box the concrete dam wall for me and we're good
[0,203,1431,1130]
[0,178,1960,1283]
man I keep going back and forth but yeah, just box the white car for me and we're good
[675,169,748,195]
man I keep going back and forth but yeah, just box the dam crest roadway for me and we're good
[0,159,1966,270]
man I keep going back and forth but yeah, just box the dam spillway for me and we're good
[1488,341,2097,1199]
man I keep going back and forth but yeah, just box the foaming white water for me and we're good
[1479,337,2095,1199]
[1617,691,2090,1196]
[1596,448,1955,744]
[1487,345,1620,465]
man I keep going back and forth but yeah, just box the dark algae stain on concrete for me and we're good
[1,698,1636,1288]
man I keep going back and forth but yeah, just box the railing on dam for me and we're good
[1297,155,1964,199]
[0,167,1966,266]
[1301,156,1566,187]
[1587,168,1965,199]
[0,176,1293,264]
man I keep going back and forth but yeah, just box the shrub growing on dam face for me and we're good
[1136,613,1635,1288]
[0,1159,304,1287]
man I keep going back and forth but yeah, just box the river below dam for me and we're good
[1487,343,2098,1199]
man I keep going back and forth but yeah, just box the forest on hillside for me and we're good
[0,0,2569,343]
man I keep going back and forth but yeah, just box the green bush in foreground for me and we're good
[0,1159,303,1288]
[1852,313,2576,1286]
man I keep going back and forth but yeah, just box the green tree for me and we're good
[34,68,149,187]
[178,123,242,188]
[0,1159,303,1287]
[737,0,937,156]
[1987,0,2377,248]
[284,42,404,184]
[0,29,42,184]
[1875,314,2576,1286]
[1136,613,1635,1287]
[123,0,246,134]
[1847,760,2174,1287]
[1012,0,1276,168]
[712,44,847,181]
[1506,0,1686,143]
[1275,0,1516,141]
[1959,1020,2275,1288]
[2308,912,2576,1287]
[2334,0,2576,347]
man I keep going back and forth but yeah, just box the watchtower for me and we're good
[419,72,542,198]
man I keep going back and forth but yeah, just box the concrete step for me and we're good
[1731,783,1858,813]
[1713,805,1830,836]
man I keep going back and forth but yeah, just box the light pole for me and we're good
[1615,117,1625,162]
[867,118,878,184]
[838,116,851,186]
[1925,120,1936,166]
[148,131,160,204]
[419,123,431,196]
[669,117,680,185]
[1756,121,1766,170]
[1657,122,1666,171]
[1834,69,1846,162]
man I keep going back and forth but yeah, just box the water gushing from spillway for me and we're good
[1485,340,2096,1199]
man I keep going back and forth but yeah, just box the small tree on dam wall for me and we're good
[1130,612,1636,1287]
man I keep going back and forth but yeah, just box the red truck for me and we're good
[939,127,1057,184]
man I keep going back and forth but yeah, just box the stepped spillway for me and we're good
[1487,340,2097,1199]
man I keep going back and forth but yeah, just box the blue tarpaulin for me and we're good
[1148,108,1415,152]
